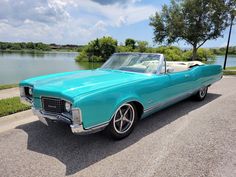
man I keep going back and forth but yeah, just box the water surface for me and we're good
[0,51,101,84]
[214,55,236,67]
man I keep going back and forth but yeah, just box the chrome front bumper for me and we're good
[32,108,106,135]
[20,86,107,135]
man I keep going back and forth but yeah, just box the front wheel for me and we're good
[193,86,208,101]
[106,103,138,140]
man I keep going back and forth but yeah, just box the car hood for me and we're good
[20,69,148,101]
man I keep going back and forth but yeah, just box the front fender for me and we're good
[75,89,144,129]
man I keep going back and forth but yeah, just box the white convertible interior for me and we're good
[127,60,204,74]
[165,61,204,73]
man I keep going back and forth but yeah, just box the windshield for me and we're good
[101,53,161,74]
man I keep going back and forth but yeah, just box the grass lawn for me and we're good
[0,84,18,90]
[226,66,236,70]
[0,97,30,117]
[223,66,236,75]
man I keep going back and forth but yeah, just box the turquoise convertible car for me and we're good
[20,53,222,139]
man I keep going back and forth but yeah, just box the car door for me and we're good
[165,69,194,100]
[138,74,173,111]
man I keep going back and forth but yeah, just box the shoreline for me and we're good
[0,49,79,53]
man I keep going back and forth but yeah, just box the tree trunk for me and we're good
[192,45,197,61]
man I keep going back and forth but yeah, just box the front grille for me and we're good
[41,97,65,113]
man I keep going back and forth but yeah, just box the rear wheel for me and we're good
[193,86,208,101]
[106,103,138,140]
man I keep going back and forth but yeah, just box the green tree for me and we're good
[150,0,231,60]
[35,42,50,51]
[154,46,185,61]
[20,42,27,49]
[87,38,101,58]
[183,48,215,62]
[125,38,136,50]
[136,41,149,52]
[76,36,117,62]
[100,36,118,60]
[10,43,21,50]
[26,42,35,49]
[117,45,134,52]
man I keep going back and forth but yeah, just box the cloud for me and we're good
[0,0,71,26]
[91,0,141,5]
[76,0,156,27]
[0,0,157,44]
[94,20,107,31]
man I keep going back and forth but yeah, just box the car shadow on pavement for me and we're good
[17,93,221,176]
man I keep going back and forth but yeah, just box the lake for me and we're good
[0,51,236,84]
[0,51,102,84]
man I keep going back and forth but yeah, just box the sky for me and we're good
[0,0,235,48]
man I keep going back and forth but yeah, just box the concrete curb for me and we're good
[0,87,19,99]
[223,75,236,78]
[0,110,37,133]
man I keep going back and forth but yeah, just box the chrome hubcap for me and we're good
[113,103,135,134]
[199,87,207,98]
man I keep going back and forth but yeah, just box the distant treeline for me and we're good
[76,37,216,62]
[1,41,235,56]
[210,46,236,55]
[0,42,84,52]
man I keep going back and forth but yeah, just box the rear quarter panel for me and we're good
[191,64,222,88]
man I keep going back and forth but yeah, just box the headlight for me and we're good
[28,88,33,96]
[65,102,71,112]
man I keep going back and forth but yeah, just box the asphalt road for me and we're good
[0,77,235,177]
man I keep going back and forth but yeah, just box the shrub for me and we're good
[75,50,89,62]
[153,46,186,61]
[183,48,215,61]
[135,41,149,53]
[117,45,134,52]
[75,36,117,62]
[125,38,136,49]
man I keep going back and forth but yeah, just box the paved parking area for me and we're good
[0,77,235,177]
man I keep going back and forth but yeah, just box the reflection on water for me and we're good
[0,51,102,84]
[0,51,235,84]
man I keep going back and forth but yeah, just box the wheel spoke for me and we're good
[123,117,132,123]
[124,107,130,116]
[119,120,123,131]
[115,118,121,123]
[119,109,123,117]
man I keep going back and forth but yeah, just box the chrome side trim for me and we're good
[144,90,198,113]
[144,102,163,113]
[71,122,109,135]
[70,107,109,134]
